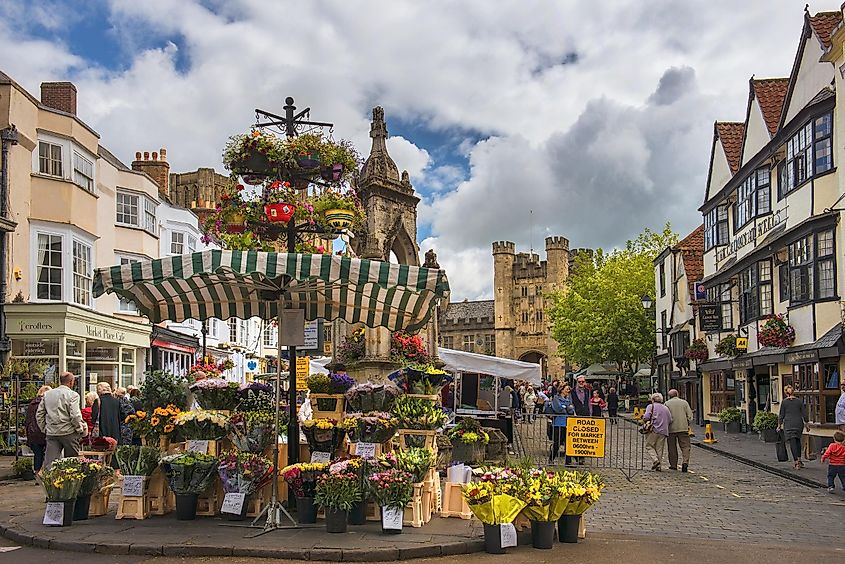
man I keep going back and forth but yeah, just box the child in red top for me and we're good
[821,431,845,493]
[589,390,607,417]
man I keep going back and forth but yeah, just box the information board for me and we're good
[565,417,606,458]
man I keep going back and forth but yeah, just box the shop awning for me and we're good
[436,347,542,385]
[92,249,450,332]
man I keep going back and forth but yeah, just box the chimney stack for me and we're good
[40,82,77,115]
[131,148,170,198]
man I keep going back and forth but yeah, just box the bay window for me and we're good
[779,112,833,197]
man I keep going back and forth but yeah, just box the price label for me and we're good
[355,442,376,459]
[122,475,145,497]
[381,506,403,530]
[43,502,64,526]
[310,451,331,464]
[221,492,246,515]
[500,522,517,548]
[187,440,209,453]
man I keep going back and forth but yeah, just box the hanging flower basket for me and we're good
[325,209,355,229]
[757,314,795,348]
[684,338,708,363]
[264,203,296,223]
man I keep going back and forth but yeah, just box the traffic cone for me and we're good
[702,423,717,444]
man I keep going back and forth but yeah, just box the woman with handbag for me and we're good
[641,393,673,471]
[778,385,809,469]
[545,384,575,465]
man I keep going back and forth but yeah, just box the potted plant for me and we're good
[281,462,328,524]
[369,469,414,534]
[227,410,279,453]
[717,407,742,433]
[684,338,709,363]
[715,334,739,358]
[190,378,241,411]
[160,452,219,520]
[753,411,779,442]
[448,419,490,464]
[217,451,274,520]
[462,472,527,554]
[757,314,796,348]
[12,457,34,480]
[40,462,86,527]
[314,471,362,533]
[559,471,604,543]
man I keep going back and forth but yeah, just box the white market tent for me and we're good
[437,347,542,415]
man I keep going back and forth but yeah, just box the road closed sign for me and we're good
[565,417,606,458]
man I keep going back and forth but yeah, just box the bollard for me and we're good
[702,423,718,444]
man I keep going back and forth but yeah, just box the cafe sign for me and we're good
[716,207,787,264]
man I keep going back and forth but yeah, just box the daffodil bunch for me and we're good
[173,409,230,440]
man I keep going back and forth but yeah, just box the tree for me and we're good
[548,224,679,373]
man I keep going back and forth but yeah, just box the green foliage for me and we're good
[548,224,679,370]
[717,407,741,424]
[140,370,190,411]
[752,411,778,431]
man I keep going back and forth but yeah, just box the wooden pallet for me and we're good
[440,482,472,519]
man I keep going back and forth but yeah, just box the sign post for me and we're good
[565,417,607,458]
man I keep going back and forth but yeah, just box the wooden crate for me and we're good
[310,394,346,420]
[397,430,438,451]
[440,482,472,519]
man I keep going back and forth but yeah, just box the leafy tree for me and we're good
[548,224,679,373]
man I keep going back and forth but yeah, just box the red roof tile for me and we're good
[808,11,842,50]
[715,122,745,175]
[751,78,789,137]
[676,225,704,301]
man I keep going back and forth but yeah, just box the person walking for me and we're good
[778,385,809,469]
[665,389,694,472]
[607,387,619,424]
[37,372,87,471]
[91,382,124,446]
[835,381,845,432]
[24,385,51,474]
[545,383,575,465]
[642,392,673,471]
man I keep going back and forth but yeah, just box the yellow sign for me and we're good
[295,356,310,390]
[736,337,748,351]
[565,417,606,458]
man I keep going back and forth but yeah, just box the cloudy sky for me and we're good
[0,0,828,299]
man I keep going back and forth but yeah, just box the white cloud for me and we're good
[0,0,829,300]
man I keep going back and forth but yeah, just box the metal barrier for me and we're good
[513,413,645,481]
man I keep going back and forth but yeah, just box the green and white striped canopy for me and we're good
[93,250,450,332]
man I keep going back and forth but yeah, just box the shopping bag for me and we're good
[775,430,788,462]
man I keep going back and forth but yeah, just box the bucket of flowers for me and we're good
[461,470,527,554]
[341,412,398,445]
[447,419,489,465]
[216,451,274,520]
[160,452,220,520]
[369,469,414,534]
[190,378,241,411]
[315,470,362,533]
[40,459,86,527]
[558,471,604,543]
[281,462,328,524]
[227,410,279,453]
[344,382,402,413]
[757,314,796,347]
[301,418,347,456]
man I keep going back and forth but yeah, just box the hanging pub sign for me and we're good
[699,304,722,332]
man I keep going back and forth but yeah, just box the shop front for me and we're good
[5,303,151,399]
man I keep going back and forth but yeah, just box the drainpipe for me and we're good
[0,125,19,369]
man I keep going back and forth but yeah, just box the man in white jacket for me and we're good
[37,372,88,470]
